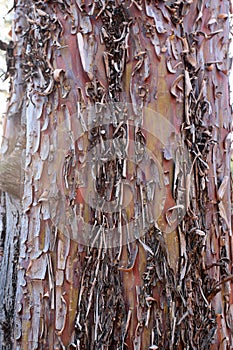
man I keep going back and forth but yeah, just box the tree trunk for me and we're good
[0,0,232,349]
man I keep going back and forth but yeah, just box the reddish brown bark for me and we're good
[0,0,232,349]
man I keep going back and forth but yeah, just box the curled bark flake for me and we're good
[32,120,41,155]
[55,288,67,335]
[118,244,139,271]
[185,53,197,68]
[133,52,147,75]
[184,69,192,97]
[217,175,229,200]
[207,17,217,26]
[33,96,46,120]
[38,78,54,96]
[170,74,183,99]
[177,35,190,54]
[26,254,47,279]
[165,205,185,227]
[77,102,88,133]
[145,3,167,34]
[166,58,177,74]
[36,8,48,17]
[127,0,142,11]
[195,1,204,24]
[170,34,179,60]
[218,201,230,229]
[53,68,65,82]
[77,32,96,80]
[103,51,111,79]
[218,13,228,19]
[150,32,161,59]
[122,309,132,345]
[197,29,224,40]
[70,3,79,34]
[79,14,92,33]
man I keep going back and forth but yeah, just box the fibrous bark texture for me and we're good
[0,0,232,349]
[0,193,21,349]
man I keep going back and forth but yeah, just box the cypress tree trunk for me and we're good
[0,0,232,349]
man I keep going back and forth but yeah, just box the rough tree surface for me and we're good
[0,0,232,349]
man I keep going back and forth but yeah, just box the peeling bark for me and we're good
[0,0,232,349]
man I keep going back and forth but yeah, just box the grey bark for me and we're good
[0,193,21,349]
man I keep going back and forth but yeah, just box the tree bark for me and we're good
[0,193,21,349]
[0,0,232,349]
